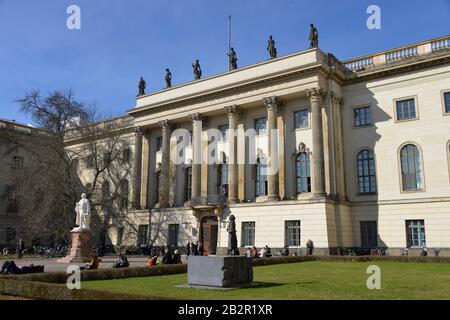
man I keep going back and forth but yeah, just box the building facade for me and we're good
[0,119,43,248]
[71,35,450,256]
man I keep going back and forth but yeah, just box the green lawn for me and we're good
[82,261,450,300]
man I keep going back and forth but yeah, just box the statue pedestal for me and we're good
[57,229,92,263]
[188,256,253,288]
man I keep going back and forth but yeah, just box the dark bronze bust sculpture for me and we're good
[227,215,239,256]
[192,60,202,80]
[267,35,277,59]
[138,77,146,96]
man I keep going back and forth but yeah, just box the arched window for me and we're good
[256,158,267,197]
[119,179,129,209]
[400,144,423,191]
[217,161,228,196]
[296,153,311,193]
[357,149,377,194]
[185,166,192,201]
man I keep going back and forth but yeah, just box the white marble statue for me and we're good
[73,193,91,231]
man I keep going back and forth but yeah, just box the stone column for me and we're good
[140,129,150,209]
[308,87,326,197]
[263,96,282,201]
[132,127,142,209]
[189,113,204,203]
[158,120,172,207]
[224,105,243,203]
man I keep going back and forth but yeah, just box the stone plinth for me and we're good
[57,229,92,263]
[188,256,253,288]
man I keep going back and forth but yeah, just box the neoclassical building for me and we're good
[69,35,450,256]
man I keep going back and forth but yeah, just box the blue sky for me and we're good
[0,0,449,125]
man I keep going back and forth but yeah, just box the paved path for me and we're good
[0,256,188,273]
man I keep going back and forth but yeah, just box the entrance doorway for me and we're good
[200,216,218,255]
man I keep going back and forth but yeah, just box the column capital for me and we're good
[263,96,283,111]
[224,105,243,118]
[307,87,327,102]
[330,91,344,106]
[158,119,174,131]
[189,112,206,123]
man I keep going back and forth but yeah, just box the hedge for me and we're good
[2,264,187,284]
[0,278,172,300]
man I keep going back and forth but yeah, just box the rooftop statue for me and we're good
[138,77,146,96]
[192,60,202,80]
[267,35,277,59]
[309,24,319,48]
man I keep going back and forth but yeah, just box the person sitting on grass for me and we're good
[146,255,158,267]
[80,253,100,271]
[172,250,182,264]
[113,252,129,268]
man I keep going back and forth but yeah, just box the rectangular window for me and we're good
[294,110,309,129]
[255,117,267,135]
[185,167,192,201]
[218,124,229,141]
[444,92,450,114]
[168,224,179,247]
[285,220,301,247]
[137,225,149,246]
[103,152,111,167]
[12,156,24,169]
[396,98,417,121]
[360,221,377,248]
[255,161,268,197]
[354,106,372,127]
[406,220,426,247]
[85,155,94,169]
[156,137,163,152]
[122,148,131,163]
[241,222,255,247]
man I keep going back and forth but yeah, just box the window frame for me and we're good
[352,105,373,128]
[185,166,192,202]
[285,220,301,247]
[255,158,268,197]
[293,109,310,130]
[12,156,24,169]
[356,148,377,195]
[441,90,450,115]
[405,219,426,248]
[241,221,255,247]
[398,142,426,193]
[254,117,268,136]
[360,221,378,248]
[295,152,311,194]
[156,136,163,152]
[168,224,179,247]
[218,124,229,141]
[393,96,419,123]
[122,148,131,163]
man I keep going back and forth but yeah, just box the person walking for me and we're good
[16,238,25,260]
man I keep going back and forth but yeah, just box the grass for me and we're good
[82,261,450,300]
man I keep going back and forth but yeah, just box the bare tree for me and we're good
[1,89,136,249]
